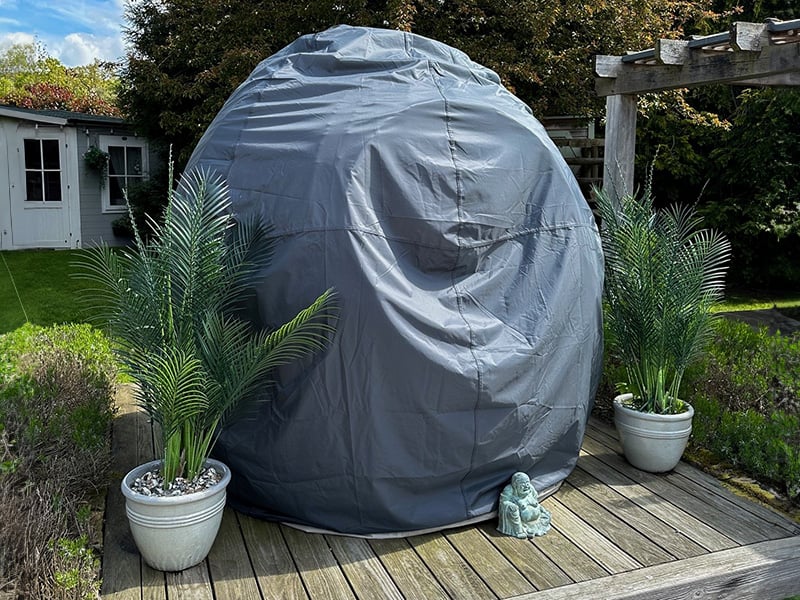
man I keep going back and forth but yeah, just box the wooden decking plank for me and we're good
[280,525,356,599]
[544,498,642,573]
[662,470,791,541]
[165,563,214,599]
[326,535,404,600]
[587,417,799,536]
[580,434,764,545]
[526,526,608,582]
[671,461,800,534]
[368,537,449,600]
[408,532,496,600]
[555,481,675,566]
[477,523,573,591]
[585,416,639,451]
[101,389,145,600]
[142,564,167,600]
[567,466,706,560]
[445,526,536,597]
[576,450,735,551]
[238,515,309,600]
[207,508,261,600]
[511,536,800,600]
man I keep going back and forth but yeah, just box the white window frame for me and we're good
[98,134,149,214]
[23,137,63,203]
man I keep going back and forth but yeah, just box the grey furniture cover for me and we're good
[187,25,604,536]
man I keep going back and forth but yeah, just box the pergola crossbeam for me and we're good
[595,18,800,197]
[595,39,799,96]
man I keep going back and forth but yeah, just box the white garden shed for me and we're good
[0,105,155,249]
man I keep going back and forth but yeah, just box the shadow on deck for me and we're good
[102,388,800,599]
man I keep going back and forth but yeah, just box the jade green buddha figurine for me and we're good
[497,472,552,538]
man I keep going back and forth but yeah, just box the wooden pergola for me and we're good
[595,17,800,197]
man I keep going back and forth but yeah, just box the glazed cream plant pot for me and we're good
[121,458,231,572]
[613,393,694,473]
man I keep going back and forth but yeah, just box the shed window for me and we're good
[23,138,62,202]
[98,135,148,213]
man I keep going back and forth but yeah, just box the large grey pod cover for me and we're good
[187,25,603,536]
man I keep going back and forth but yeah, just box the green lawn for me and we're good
[0,250,95,334]
[717,290,800,313]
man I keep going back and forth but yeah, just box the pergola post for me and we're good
[602,94,637,199]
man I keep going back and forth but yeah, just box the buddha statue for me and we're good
[497,472,552,538]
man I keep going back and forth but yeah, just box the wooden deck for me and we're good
[102,389,800,600]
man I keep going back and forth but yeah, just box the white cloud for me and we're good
[0,31,35,50]
[0,1,128,66]
[55,32,124,66]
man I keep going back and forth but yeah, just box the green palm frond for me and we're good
[595,184,731,413]
[77,167,337,483]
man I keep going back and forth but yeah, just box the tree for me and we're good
[0,43,120,116]
[121,0,716,169]
[633,0,800,287]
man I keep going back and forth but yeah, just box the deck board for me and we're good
[545,498,642,573]
[478,523,573,591]
[327,535,404,600]
[554,481,675,566]
[566,466,706,560]
[101,396,800,600]
[408,533,496,600]
[368,537,449,600]
[207,509,261,600]
[238,516,309,600]
[165,564,213,600]
[444,526,536,597]
[523,527,609,583]
[281,525,356,599]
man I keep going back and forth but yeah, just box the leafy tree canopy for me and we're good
[121,0,716,168]
[0,42,120,116]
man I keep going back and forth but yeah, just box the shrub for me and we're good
[692,395,800,501]
[696,319,800,415]
[687,319,800,502]
[0,324,116,599]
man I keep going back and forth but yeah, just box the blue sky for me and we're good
[0,0,126,66]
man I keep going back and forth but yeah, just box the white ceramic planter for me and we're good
[121,458,231,571]
[613,393,694,473]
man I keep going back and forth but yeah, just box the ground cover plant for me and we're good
[0,323,117,599]
[687,320,800,505]
[0,251,91,334]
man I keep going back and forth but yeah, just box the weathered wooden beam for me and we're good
[595,41,800,96]
[602,94,637,198]
[732,21,768,51]
[655,39,689,65]
[732,72,800,86]
[594,54,625,79]
[512,536,800,600]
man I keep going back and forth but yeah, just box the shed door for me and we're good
[9,129,72,248]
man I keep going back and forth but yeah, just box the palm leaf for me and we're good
[594,184,730,412]
[76,167,338,484]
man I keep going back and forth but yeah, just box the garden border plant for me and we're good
[687,319,800,505]
[0,323,117,599]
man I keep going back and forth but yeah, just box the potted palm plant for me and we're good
[78,167,336,571]
[594,182,730,473]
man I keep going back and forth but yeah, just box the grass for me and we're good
[0,250,93,334]
[717,290,800,312]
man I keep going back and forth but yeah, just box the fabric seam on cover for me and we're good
[428,58,484,516]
